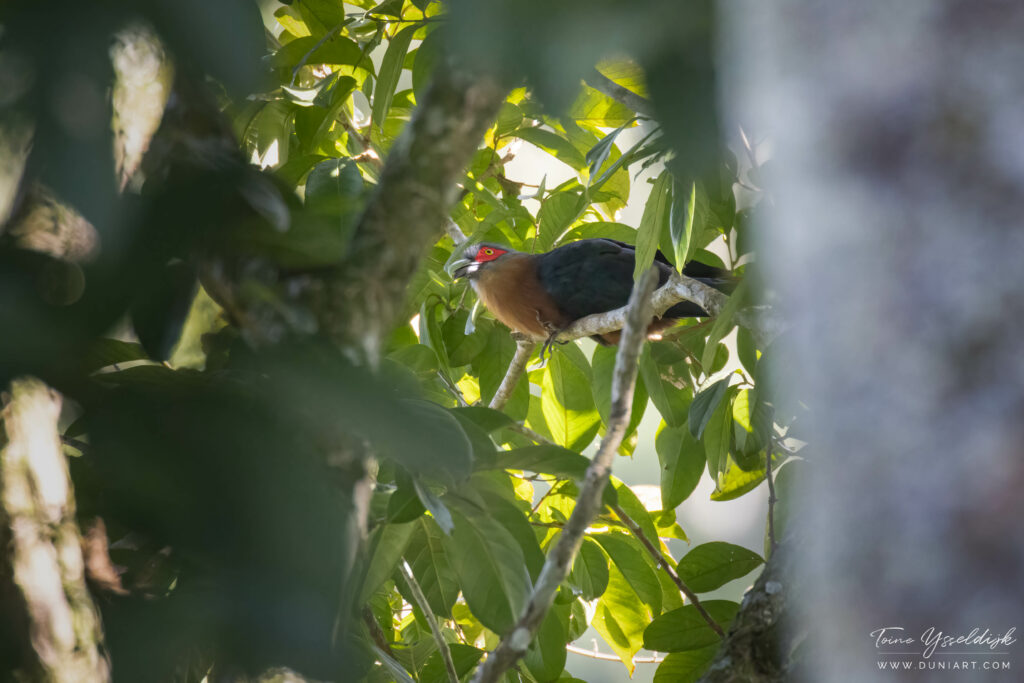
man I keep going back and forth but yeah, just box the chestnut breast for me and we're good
[471,253,569,339]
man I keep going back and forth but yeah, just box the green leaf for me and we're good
[558,221,638,246]
[495,102,524,138]
[81,338,149,373]
[592,345,647,438]
[538,191,586,250]
[643,601,739,652]
[656,422,705,509]
[541,351,600,451]
[639,345,691,428]
[421,644,484,683]
[676,542,764,593]
[702,388,736,480]
[488,496,545,580]
[568,537,610,601]
[567,85,635,126]
[271,34,364,69]
[585,118,636,185]
[688,378,729,439]
[592,565,651,675]
[524,610,567,683]
[492,445,590,480]
[700,279,748,372]
[593,534,662,614]
[387,477,426,523]
[405,517,460,617]
[412,29,441,102]
[443,508,532,634]
[413,479,454,533]
[450,406,516,433]
[670,180,703,273]
[634,171,672,280]
[514,127,587,170]
[610,479,659,548]
[653,646,719,683]
[710,456,766,501]
[736,326,759,377]
[372,25,415,132]
[305,157,364,216]
[359,521,415,603]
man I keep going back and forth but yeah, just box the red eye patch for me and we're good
[475,246,507,263]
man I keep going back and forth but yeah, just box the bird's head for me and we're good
[446,243,514,280]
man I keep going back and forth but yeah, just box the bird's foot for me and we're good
[539,329,569,362]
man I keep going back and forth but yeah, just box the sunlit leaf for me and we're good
[643,601,739,652]
[676,542,764,593]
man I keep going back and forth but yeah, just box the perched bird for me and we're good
[447,238,734,347]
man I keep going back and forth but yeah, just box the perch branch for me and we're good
[556,272,780,348]
[400,561,458,683]
[470,267,660,683]
[610,503,724,637]
[0,378,110,681]
[488,334,536,411]
[584,68,655,117]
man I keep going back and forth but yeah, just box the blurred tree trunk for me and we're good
[0,378,110,682]
[725,0,1024,680]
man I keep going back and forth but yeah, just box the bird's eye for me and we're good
[483,248,494,255]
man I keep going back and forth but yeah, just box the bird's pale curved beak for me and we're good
[446,256,474,279]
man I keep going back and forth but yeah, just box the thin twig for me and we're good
[488,336,536,411]
[566,644,664,664]
[362,606,395,658]
[400,561,459,683]
[583,68,655,117]
[470,267,660,683]
[503,421,552,445]
[765,437,778,555]
[610,503,725,638]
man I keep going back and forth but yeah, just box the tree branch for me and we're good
[609,503,724,638]
[0,378,110,682]
[556,272,781,348]
[584,68,655,117]
[470,267,660,683]
[488,334,535,411]
[315,65,506,365]
[399,561,458,683]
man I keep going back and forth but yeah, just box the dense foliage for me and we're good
[0,1,798,681]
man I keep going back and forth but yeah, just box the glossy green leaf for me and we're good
[372,25,415,132]
[593,533,661,614]
[492,445,590,480]
[359,521,416,603]
[413,479,454,533]
[643,601,739,652]
[700,279,748,372]
[592,565,651,675]
[524,610,567,683]
[568,536,610,601]
[558,221,638,246]
[656,422,705,509]
[702,388,735,480]
[541,351,600,451]
[405,517,461,618]
[710,457,766,501]
[670,180,704,274]
[676,542,764,593]
[443,508,532,634]
[592,344,648,436]
[421,644,484,683]
[585,118,636,185]
[653,646,719,683]
[514,127,587,170]
[538,191,586,250]
[610,479,659,548]
[639,345,690,428]
[411,28,441,101]
[634,171,672,280]
[271,34,363,69]
[450,406,516,433]
[688,378,729,439]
